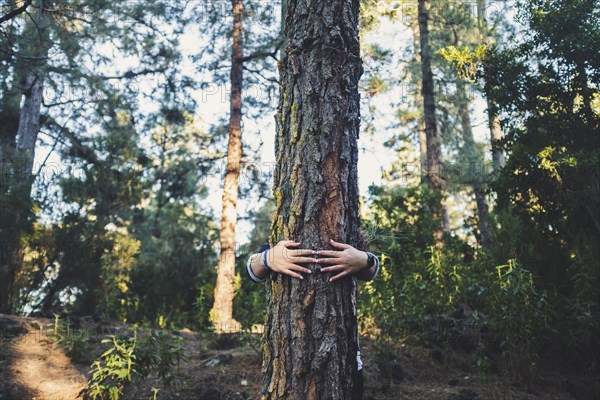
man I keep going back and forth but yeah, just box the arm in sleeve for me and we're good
[245,244,270,283]
[359,252,380,281]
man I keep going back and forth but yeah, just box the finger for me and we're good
[329,270,351,282]
[289,249,316,257]
[282,269,304,280]
[315,257,341,264]
[282,241,301,247]
[287,264,312,274]
[320,265,346,273]
[290,256,318,264]
[330,239,351,249]
[315,250,341,257]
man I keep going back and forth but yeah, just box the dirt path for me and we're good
[2,317,87,400]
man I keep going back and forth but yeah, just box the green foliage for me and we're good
[487,0,600,370]
[488,260,551,383]
[83,328,187,400]
[438,45,488,81]
[360,185,472,339]
[135,330,187,389]
[361,182,558,381]
[85,334,138,400]
[232,201,273,330]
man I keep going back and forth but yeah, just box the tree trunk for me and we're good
[456,81,491,246]
[261,1,363,398]
[418,121,427,185]
[409,24,428,186]
[476,0,505,174]
[489,107,504,173]
[211,0,244,332]
[0,1,49,314]
[418,0,445,243]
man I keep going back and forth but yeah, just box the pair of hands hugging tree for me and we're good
[248,239,379,283]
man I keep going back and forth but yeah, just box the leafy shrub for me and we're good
[488,260,552,383]
[82,328,187,400]
[84,334,137,400]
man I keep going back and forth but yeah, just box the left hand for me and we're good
[315,239,369,282]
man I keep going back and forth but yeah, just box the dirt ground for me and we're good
[0,314,596,400]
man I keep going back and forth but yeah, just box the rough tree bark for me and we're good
[0,0,49,314]
[211,0,244,332]
[261,0,363,398]
[418,0,445,243]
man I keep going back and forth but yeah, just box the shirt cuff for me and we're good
[366,252,380,280]
[247,254,267,283]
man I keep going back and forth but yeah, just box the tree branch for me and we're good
[0,0,32,25]
[100,66,168,80]
[240,39,284,62]
[45,116,99,165]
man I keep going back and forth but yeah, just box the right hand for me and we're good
[266,240,316,280]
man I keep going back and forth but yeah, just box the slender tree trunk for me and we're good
[211,0,244,332]
[0,1,49,314]
[418,0,445,244]
[261,1,363,398]
[418,121,427,184]
[456,81,491,246]
[477,0,505,174]
[489,106,504,173]
[410,24,428,186]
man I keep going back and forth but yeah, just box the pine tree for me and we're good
[418,0,445,244]
[211,0,245,333]
[261,0,364,397]
[0,0,51,313]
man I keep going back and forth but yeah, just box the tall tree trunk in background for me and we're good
[211,0,244,332]
[488,101,504,173]
[410,24,428,186]
[418,0,445,244]
[418,121,427,184]
[0,1,49,314]
[261,0,363,398]
[457,81,491,246]
[476,0,505,174]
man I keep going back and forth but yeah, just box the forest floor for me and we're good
[0,314,596,400]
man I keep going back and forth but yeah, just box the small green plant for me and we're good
[136,329,187,389]
[66,327,92,363]
[82,328,188,400]
[488,260,550,384]
[48,314,65,356]
[84,332,138,400]
[149,387,160,400]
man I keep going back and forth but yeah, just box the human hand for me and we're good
[266,240,316,280]
[315,239,369,282]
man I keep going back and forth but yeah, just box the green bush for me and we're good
[82,328,187,400]
[488,260,552,383]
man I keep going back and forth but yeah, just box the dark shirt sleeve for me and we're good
[366,252,381,280]
[246,244,270,283]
